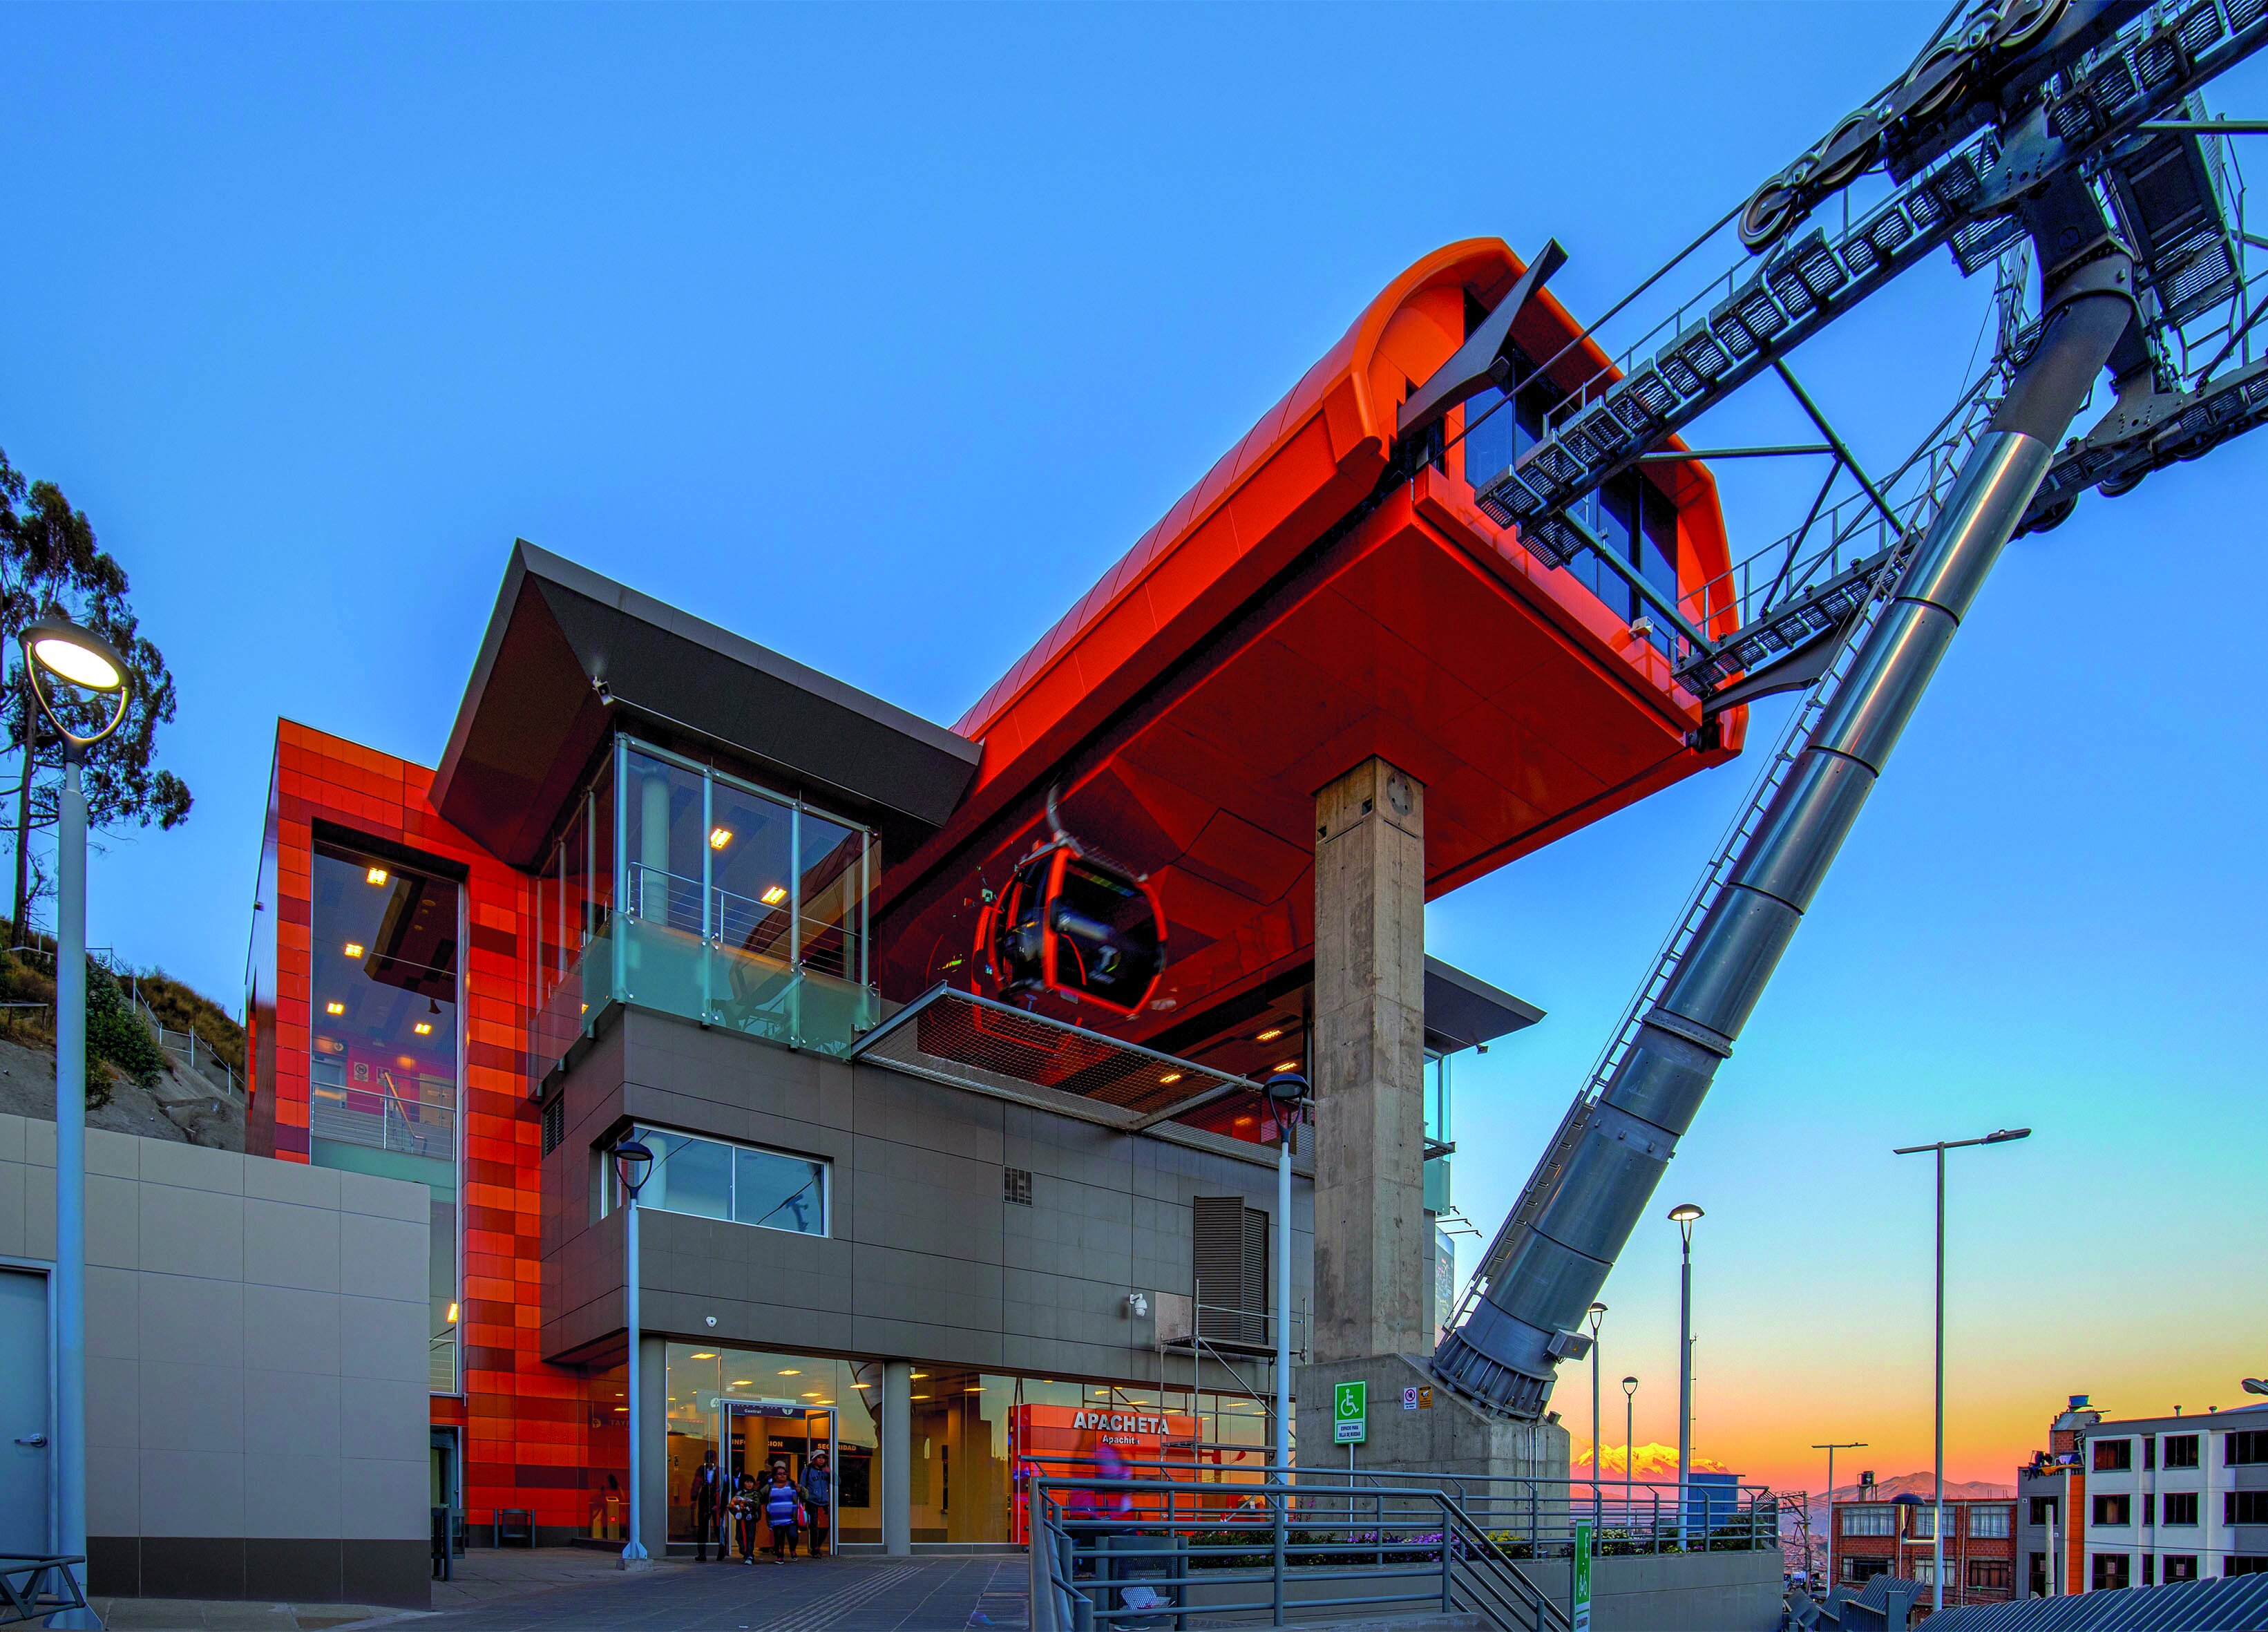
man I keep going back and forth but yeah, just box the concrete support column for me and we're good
[1311,757,1429,1364]
[636,1333,667,1558]
[882,1359,913,1556]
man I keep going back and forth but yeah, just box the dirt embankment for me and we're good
[0,1033,245,1150]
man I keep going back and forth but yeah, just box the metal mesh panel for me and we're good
[850,985,1251,1122]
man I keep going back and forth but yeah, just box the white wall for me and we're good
[0,1113,432,1606]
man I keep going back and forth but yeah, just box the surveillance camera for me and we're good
[1126,1292,1150,1318]
[705,1316,718,1328]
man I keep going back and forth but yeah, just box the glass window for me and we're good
[665,1344,877,1546]
[624,748,707,935]
[642,1128,732,1222]
[1968,1559,2012,1591]
[2030,1496,2057,1526]
[2166,1491,2198,1526]
[2092,1553,2130,1591]
[708,783,794,962]
[2094,1494,2131,1526]
[2166,1555,2199,1581]
[797,811,866,985]
[2229,1490,2268,1524]
[2094,1438,2132,1471]
[1911,1506,1936,1539]
[308,844,461,1393]
[2229,1430,2268,1465]
[2166,1434,2200,1468]
[614,1124,827,1237]
[1842,1506,1894,1536]
[1972,1505,2012,1538]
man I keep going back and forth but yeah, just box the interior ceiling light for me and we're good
[325,1001,344,1016]
[689,1351,717,1360]
[1256,1027,1284,1042]
[444,1302,459,1324]
[852,1381,873,1389]
[343,942,365,959]
[761,884,788,907]
[779,1369,801,1376]
[731,1378,754,1386]
[366,867,388,886]
[911,1372,928,1379]
[1158,1071,1183,1085]
[1274,1060,1298,1073]
[709,826,734,850]
[911,1394,931,1401]
[414,1022,433,1036]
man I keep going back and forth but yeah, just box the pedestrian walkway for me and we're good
[409,1553,1026,1632]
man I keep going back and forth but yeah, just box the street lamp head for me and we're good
[2243,1378,2268,1396]
[1260,1070,1308,1107]
[612,1137,654,1200]
[1668,1201,1703,1245]
[1621,1375,1638,1398]
[1984,1127,2031,1144]
[20,615,133,750]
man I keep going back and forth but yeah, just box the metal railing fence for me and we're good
[1029,1475,1570,1632]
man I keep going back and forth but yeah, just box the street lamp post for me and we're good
[1261,1072,1306,1478]
[1893,1128,2029,1613]
[612,1137,655,1568]
[1621,1375,1638,1538]
[1587,1302,1607,1534]
[1668,1203,1704,1547]
[1811,1441,1866,1589]
[22,615,132,1632]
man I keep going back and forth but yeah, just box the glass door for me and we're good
[719,1403,837,1548]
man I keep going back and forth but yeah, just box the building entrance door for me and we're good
[720,1402,836,1553]
[0,1268,48,1557]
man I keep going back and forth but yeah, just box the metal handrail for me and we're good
[1029,1475,1572,1632]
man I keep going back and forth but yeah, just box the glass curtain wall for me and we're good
[528,736,877,1079]
[308,844,463,1392]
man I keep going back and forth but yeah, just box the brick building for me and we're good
[1829,1492,2017,1609]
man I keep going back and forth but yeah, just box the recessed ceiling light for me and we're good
[779,1369,801,1376]
[761,885,788,907]
[911,1372,928,1379]
[325,1001,344,1016]
[1159,1071,1182,1085]
[709,827,734,851]
[1274,1060,1298,1073]
[366,867,388,886]
[689,1351,717,1360]
[1256,1027,1283,1043]
[852,1381,873,1389]
[414,1022,432,1036]
[343,942,365,959]
[911,1394,931,1401]
[731,1379,754,1387]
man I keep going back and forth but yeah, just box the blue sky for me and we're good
[6,2,2264,1490]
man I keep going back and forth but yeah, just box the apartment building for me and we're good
[2068,1401,2268,1591]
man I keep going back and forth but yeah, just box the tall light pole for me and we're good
[1894,1128,2029,1613]
[1621,1376,1637,1535]
[1587,1302,1607,1533]
[1811,1441,1865,1589]
[612,1137,655,1568]
[23,614,132,1632]
[1261,1072,1306,1478]
[1667,1203,1703,1547]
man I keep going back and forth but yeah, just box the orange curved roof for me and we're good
[880,238,1744,1041]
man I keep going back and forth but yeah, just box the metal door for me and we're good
[0,1267,50,1556]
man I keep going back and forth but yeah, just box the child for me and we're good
[764,1466,802,1562]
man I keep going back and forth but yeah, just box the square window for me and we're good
[2165,1434,2200,1468]
[2228,1490,2268,1525]
[2165,1491,2199,1526]
[2229,1430,2268,1465]
[2092,1553,2131,1591]
[1970,1505,2011,1538]
[2093,1439,2133,1472]
[2166,1555,2199,1582]
[2093,1494,2131,1526]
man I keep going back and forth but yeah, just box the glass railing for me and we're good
[528,915,881,1085]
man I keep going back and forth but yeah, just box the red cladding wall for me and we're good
[246,719,613,1532]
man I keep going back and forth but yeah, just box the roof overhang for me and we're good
[1423,956,1543,1054]
[432,541,981,866]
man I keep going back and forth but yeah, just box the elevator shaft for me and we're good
[1431,267,2137,1421]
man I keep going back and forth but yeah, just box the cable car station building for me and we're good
[241,238,1743,1556]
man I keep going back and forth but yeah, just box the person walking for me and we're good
[689,1450,724,1562]
[763,1466,803,1563]
[732,1471,761,1565]
[799,1450,832,1559]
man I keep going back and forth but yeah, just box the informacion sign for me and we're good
[1333,1380,1366,1443]
[1572,1519,1593,1631]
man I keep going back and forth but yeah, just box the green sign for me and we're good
[1333,1380,1366,1443]
[1571,1520,1592,1631]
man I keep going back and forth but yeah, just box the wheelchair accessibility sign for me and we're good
[1333,1380,1366,1443]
